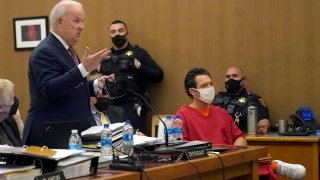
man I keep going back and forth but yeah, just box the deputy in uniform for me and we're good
[99,20,163,132]
[212,66,271,133]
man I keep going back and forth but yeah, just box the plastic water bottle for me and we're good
[69,129,82,150]
[172,115,183,142]
[101,124,112,158]
[122,120,134,155]
[165,115,174,142]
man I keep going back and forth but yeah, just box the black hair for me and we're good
[184,67,211,98]
[110,20,127,30]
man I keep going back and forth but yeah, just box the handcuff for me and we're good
[234,112,241,125]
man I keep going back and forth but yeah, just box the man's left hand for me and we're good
[96,74,115,97]
[257,119,271,134]
[134,58,141,69]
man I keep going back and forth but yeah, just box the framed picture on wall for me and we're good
[13,16,48,50]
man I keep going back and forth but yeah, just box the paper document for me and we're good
[81,122,125,136]
[58,156,93,167]
[51,149,83,160]
[57,160,91,179]
[0,165,36,174]
[0,145,15,151]
[133,135,162,145]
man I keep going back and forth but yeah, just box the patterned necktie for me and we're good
[97,111,109,125]
[68,46,79,65]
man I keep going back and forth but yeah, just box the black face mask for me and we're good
[95,97,109,112]
[111,34,127,47]
[225,79,243,93]
[9,96,19,116]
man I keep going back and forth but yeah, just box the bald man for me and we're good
[212,66,271,134]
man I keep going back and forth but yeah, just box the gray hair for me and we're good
[49,0,83,30]
[0,79,14,106]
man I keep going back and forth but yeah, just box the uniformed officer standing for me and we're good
[99,20,163,132]
[212,66,270,133]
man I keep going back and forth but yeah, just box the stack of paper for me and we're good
[133,135,163,146]
[81,122,125,137]
[57,156,94,179]
[81,123,125,150]
[0,145,92,179]
[51,149,83,160]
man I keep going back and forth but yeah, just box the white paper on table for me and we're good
[0,165,36,174]
[51,149,83,160]
[81,122,125,136]
[58,156,93,167]
[133,135,163,145]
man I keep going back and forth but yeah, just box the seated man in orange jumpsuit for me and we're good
[176,67,306,180]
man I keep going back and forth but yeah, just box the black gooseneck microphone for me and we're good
[102,83,175,154]
[130,91,175,154]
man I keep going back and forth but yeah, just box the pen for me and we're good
[135,129,139,134]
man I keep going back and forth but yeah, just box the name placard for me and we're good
[182,148,208,160]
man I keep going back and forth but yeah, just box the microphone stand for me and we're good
[130,91,175,154]
[109,145,143,171]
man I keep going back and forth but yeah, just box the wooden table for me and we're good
[246,133,320,180]
[77,146,267,180]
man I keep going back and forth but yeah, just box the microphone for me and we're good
[130,91,175,154]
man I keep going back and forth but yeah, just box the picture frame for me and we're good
[13,16,48,50]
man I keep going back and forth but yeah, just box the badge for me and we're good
[125,50,133,56]
[259,98,267,106]
[238,97,246,103]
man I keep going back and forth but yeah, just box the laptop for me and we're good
[43,121,82,149]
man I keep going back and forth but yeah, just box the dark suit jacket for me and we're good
[23,33,94,146]
[0,117,22,147]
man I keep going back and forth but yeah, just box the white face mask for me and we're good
[194,86,215,104]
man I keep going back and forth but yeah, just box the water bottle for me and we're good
[122,120,134,155]
[101,124,112,158]
[165,115,174,142]
[69,129,82,150]
[247,105,257,135]
[172,115,183,142]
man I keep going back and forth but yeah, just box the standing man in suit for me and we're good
[23,0,111,146]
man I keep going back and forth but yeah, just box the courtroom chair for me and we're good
[151,114,170,137]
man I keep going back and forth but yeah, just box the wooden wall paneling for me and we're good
[1,0,320,134]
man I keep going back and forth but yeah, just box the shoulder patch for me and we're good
[258,98,267,106]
